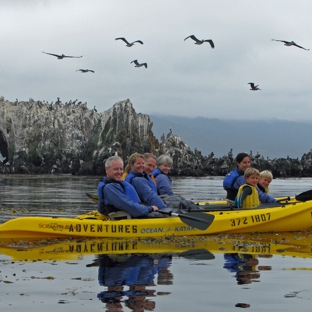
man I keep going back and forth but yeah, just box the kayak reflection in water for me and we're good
[223,253,261,285]
[96,253,173,310]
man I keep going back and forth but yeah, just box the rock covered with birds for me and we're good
[1,97,312,177]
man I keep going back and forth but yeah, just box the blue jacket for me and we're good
[232,172,247,190]
[125,171,167,209]
[257,186,277,203]
[98,254,172,287]
[152,168,174,196]
[224,168,244,200]
[97,177,153,217]
[125,171,157,193]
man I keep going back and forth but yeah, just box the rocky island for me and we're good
[1,97,312,177]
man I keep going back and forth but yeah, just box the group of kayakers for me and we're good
[97,151,277,218]
[97,153,175,218]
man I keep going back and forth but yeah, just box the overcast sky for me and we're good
[1,0,312,121]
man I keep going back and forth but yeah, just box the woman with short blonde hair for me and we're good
[152,154,174,196]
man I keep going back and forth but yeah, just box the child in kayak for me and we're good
[235,167,277,208]
[235,167,261,209]
[257,170,273,194]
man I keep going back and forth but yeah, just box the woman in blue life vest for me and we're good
[152,155,174,196]
[124,153,167,209]
[223,152,251,203]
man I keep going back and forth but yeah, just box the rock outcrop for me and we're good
[1,96,312,178]
[0,97,158,175]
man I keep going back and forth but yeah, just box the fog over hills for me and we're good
[150,115,312,159]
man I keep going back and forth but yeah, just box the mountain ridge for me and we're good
[150,115,312,159]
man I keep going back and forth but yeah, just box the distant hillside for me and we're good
[150,115,312,159]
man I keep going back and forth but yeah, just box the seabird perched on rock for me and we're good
[0,151,6,163]
[184,35,215,48]
[131,59,147,68]
[0,139,8,164]
[115,37,144,47]
[166,128,172,139]
[76,69,94,73]
[42,51,83,59]
[271,39,310,51]
[248,82,261,91]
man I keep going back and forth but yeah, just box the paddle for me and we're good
[185,202,296,212]
[87,189,312,207]
[179,249,215,260]
[294,189,312,201]
[85,192,214,230]
[158,210,215,230]
[86,192,99,204]
[276,189,312,203]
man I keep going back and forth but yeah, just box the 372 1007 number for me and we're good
[230,213,271,227]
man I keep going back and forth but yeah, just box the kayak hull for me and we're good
[1,200,312,240]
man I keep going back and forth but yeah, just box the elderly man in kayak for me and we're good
[97,156,161,217]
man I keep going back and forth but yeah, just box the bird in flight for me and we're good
[42,52,83,59]
[131,59,147,68]
[115,37,144,47]
[271,39,310,51]
[76,69,94,73]
[248,83,261,91]
[184,35,215,48]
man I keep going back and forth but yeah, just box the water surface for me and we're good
[1,175,312,311]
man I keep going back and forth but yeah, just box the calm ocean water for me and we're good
[1,175,312,311]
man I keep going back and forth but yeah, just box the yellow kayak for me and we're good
[1,231,312,262]
[1,199,312,240]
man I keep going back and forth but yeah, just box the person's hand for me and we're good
[151,205,159,211]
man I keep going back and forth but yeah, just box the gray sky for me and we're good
[1,0,312,121]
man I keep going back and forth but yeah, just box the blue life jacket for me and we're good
[223,169,240,190]
[152,168,162,178]
[152,168,172,182]
[97,178,141,215]
[125,171,157,193]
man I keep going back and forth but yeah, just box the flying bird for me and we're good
[42,52,83,59]
[76,69,94,73]
[115,37,143,47]
[184,35,214,48]
[248,83,261,91]
[131,59,147,68]
[271,39,310,51]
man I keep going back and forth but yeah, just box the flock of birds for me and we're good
[42,51,94,74]
[41,36,310,91]
[248,40,309,91]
